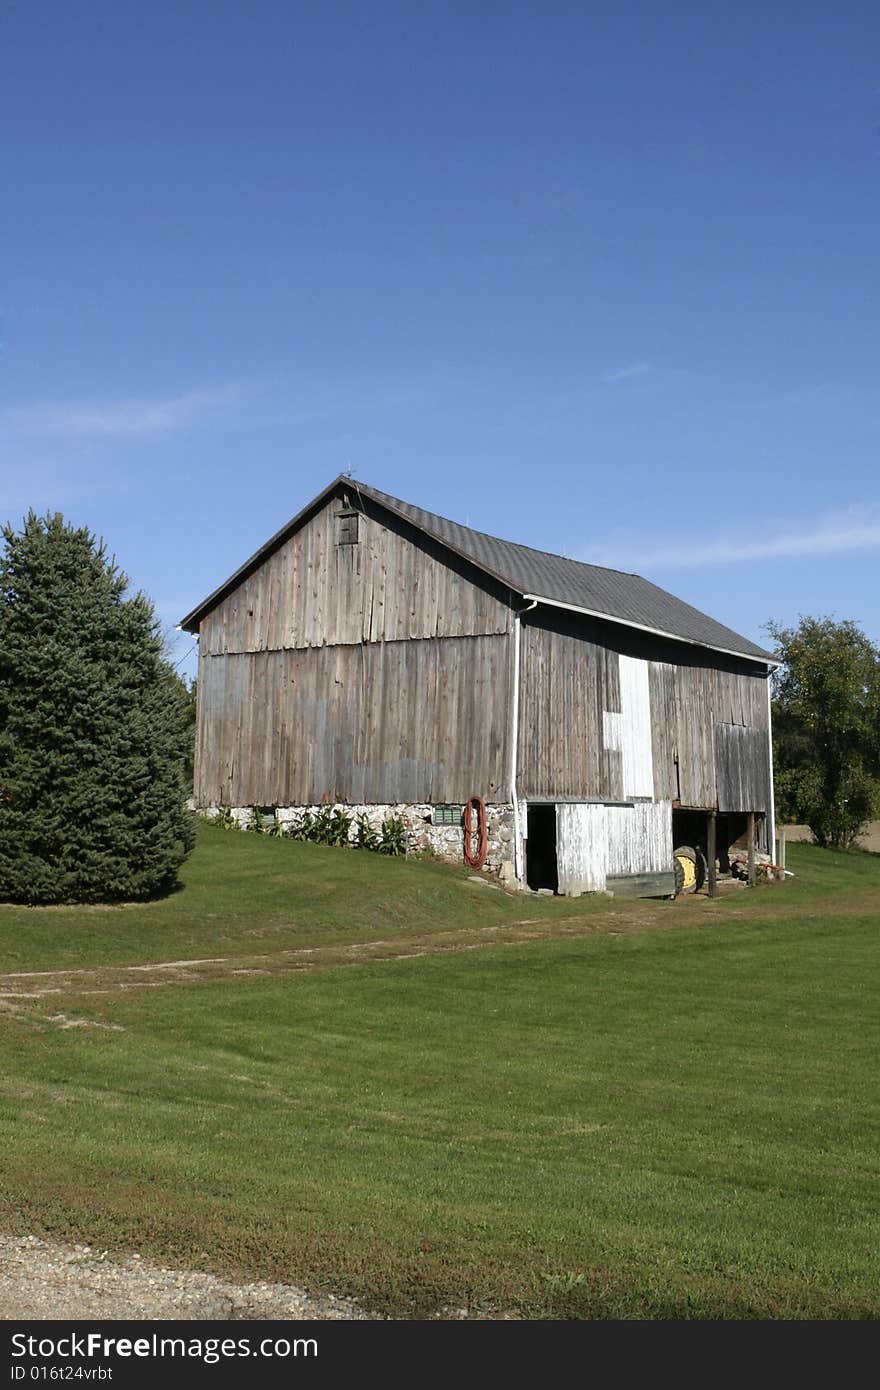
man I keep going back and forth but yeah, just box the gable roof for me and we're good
[180,475,776,666]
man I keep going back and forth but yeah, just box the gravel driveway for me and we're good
[0,1234,370,1321]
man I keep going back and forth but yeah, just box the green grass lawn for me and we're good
[0,822,613,973]
[1,826,878,1318]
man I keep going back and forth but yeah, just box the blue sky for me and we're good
[3,1,878,681]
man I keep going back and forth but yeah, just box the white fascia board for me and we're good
[521,594,781,670]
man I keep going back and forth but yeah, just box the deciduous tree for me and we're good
[768,615,880,850]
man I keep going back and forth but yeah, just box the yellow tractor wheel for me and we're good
[673,844,706,896]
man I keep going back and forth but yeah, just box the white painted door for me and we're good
[555,803,607,895]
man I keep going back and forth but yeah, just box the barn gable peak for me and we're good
[179,475,775,667]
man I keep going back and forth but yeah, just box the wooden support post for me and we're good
[707,810,717,899]
[747,811,756,887]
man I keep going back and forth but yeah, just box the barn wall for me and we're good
[195,634,510,807]
[199,497,513,654]
[518,609,770,811]
[517,620,623,800]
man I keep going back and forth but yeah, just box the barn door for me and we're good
[555,803,607,896]
[713,723,769,813]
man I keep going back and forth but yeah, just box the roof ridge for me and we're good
[360,482,642,583]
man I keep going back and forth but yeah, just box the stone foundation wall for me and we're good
[200,802,518,882]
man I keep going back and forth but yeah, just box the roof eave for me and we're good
[521,593,779,668]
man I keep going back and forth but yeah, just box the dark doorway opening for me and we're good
[673,810,766,863]
[526,804,558,892]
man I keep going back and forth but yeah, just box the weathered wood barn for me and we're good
[180,477,777,896]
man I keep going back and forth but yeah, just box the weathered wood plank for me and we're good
[196,634,511,806]
[555,803,607,895]
[605,801,673,877]
[199,498,513,654]
[553,799,673,895]
[517,608,770,811]
[606,872,675,898]
[713,723,770,812]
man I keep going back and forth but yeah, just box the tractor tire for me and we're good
[673,855,686,897]
[673,844,707,896]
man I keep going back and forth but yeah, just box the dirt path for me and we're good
[6,873,872,1028]
[0,1233,370,1321]
[0,902,729,1021]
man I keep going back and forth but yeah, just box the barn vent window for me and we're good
[337,505,359,546]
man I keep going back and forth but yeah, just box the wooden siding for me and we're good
[517,620,623,800]
[195,634,510,807]
[199,498,513,654]
[555,803,607,894]
[191,502,772,826]
[669,665,769,807]
[648,661,677,799]
[518,609,770,810]
[555,800,673,895]
[713,723,770,813]
[606,802,673,876]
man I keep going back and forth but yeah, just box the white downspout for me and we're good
[766,665,776,863]
[510,600,537,882]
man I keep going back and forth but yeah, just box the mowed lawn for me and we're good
[0,822,616,973]
[1,826,878,1318]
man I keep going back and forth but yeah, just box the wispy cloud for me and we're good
[602,362,654,384]
[590,506,880,571]
[0,371,440,444]
[1,381,249,440]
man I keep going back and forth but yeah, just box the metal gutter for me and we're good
[510,600,537,882]
[766,667,777,859]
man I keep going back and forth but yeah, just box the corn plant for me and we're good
[327,808,353,847]
[287,809,316,842]
[309,805,337,845]
[354,813,379,852]
[379,815,407,856]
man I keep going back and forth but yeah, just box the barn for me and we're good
[180,477,777,897]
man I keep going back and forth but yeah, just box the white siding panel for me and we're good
[606,800,672,876]
[556,803,607,895]
[618,654,655,798]
[556,799,672,894]
[602,709,622,755]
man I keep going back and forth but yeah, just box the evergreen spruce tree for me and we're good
[0,512,196,903]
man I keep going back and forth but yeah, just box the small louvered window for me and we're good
[433,805,463,826]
